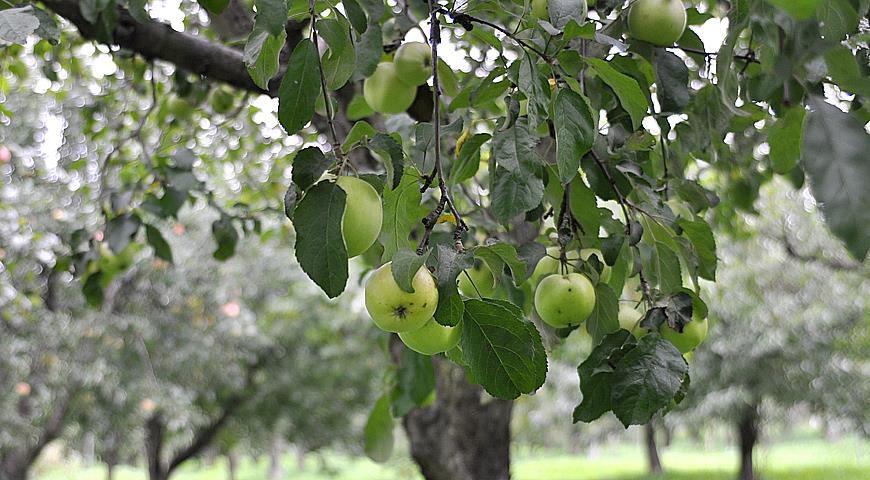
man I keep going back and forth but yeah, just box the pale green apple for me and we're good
[393,42,432,86]
[399,318,462,355]
[627,0,687,46]
[534,272,596,327]
[363,62,417,114]
[365,263,439,333]
[335,176,383,258]
[618,305,648,338]
[661,315,708,354]
[530,247,579,285]
[457,263,497,297]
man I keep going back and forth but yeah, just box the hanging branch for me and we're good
[440,7,550,61]
[308,0,345,170]
[416,0,468,254]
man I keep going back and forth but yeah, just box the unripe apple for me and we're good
[618,305,647,338]
[365,263,439,333]
[335,176,382,258]
[661,315,708,353]
[364,62,417,114]
[529,247,579,285]
[393,42,432,86]
[399,318,462,355]
[534,272,596,328]
[580,248,611,283]
[457,263,497,298]
[627,0,687,46]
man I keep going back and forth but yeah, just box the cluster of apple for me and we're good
[363,42,432,115]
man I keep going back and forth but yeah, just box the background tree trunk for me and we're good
[403,359,513,480]
[226,452,238,480]
[737,405,759,480]
[644,423,663,476]
[268,436,284,480]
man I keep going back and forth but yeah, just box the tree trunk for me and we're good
[268,437,284,480]
[403,359,513,480]
[644,423,663,476]
[737,405,759,480]
[226,452,238,480]
[106,463,115,480]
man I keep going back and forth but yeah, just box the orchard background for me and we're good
[0,0,869,479]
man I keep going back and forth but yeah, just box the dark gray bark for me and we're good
[737,405,759,480]
[403,359,513,480]
[644,423,663,476]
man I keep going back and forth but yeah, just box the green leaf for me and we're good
[0,7,40,44]
[491,118,538,173]
[293,181,349,298]
[801,97,870,261]
[391,248,429,294]
[278,39,321,134]
[211,215,238,261]
[197,0,228,14]
[253,0,288,35]
[30,5,60,44]
[105,214,141,254]
[547,0,586,30]
[346,94,375,121]
[652,50,690,113]
[677,218,717,281]
[283,184,297,221]
[610,334,688,427]
[127,0,150,23]
[817,0,858,42]
[490,166,544,224]
[768,106,806,175]
[460,299,547,399]
[517,53,551,128]
[380,172,424,261]
[824,45,870,98]
[391,347,435,417]
[765,0,821,19]
[363,395,394,463]
[586,284,619,344]
[553,88,595,184]
[318,17,356,90]
[343,0,367,33]
[342,121,377,153]
[474,242,527,287]
[244,29,286,90]
[145,224,173,263]
[568,176,601,237]
[291,147,332,191]
[369,133,404,190]
[573,330,636,423]
[640,242,682,294]
[450,133,490,184]
[430,245,474,327]
[586,58,648,129]
[352,21,382,79]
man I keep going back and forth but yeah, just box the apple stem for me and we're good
[308,0,344,170]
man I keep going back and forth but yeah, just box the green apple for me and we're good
[364,62,417,114]
[399,318,462,355]
[457,263,497,297]
[393,42,432,86]
[661,315,708,354]
[580,248,611,283]
[531,0,548,19]
[618,305,648,338]
[365,262,439,333]
[530,247,579,285]
[622,276,643,303]
[534,273,596,328]
[335,176,382,258]
[627,0,687,46]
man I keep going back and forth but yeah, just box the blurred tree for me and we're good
[674,182,870,480]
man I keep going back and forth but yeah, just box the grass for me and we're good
[36,436,870,480]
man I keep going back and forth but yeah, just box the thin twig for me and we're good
[309,0,344,169]
[678,46,759,64]
[440,7,549,61]
[416,0,468,254]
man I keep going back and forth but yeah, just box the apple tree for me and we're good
[2,0,869,478]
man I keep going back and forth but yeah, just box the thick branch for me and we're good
[42,0,274,95]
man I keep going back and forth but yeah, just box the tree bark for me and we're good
[644,423,663,476]
[737,405,759,480]
[268,436,284,480]
[403,359,513,480]
[226,452,238,480]
[106,463,115,480]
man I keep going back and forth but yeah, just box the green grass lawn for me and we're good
[36,437,870,480]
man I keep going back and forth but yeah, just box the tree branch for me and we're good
[42,0,275,95]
